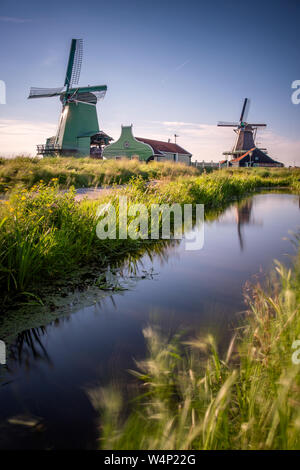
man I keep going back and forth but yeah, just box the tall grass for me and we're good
[1,170,299,304]
[0,180,153,301]
[0,157,200,192]
[1,157,300,193]
[90,239,300,450]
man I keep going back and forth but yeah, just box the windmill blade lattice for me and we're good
[27,38,108,157]
[70,39,83,87]
[217,121,240,127]
[28,87,64,99]
[64,39,83,89]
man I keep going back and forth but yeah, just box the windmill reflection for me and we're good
[235,199,253,251]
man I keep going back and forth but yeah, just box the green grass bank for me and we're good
[1,157,299,193]
[0,157,200,192]
[0,167,299,306]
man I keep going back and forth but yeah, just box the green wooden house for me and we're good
[103,125,192,164]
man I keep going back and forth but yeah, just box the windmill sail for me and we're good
[217,97,272,166]
[64,39,83,89]
[28,38,108,157]
[64,85,107,104]
[239,98,249,123]
[247,123,267,127]
[91,89,106,101]
[68,90,106,104]
[66,91,106,105]
[28,87,64,99]
[217,121,239,127]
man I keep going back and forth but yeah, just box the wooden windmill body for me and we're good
[28,39,111,157]
[218,98,283,167]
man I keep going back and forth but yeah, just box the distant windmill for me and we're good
[218,98,267,163]
[28,39,111,157]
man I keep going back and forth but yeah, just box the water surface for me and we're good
[0,193,299,449]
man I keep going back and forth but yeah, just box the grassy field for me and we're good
[1,156,300,193]
[0,157,200,192]
[1,161,299,449]
[90,239,300,450]
[0,165,299,306]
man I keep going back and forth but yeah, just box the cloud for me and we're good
[262,131,300,167]
[138,120,300,166]
[131,120,234,162]
[0,119,56,157]
[1,118,299,166]
[0,16,32,23]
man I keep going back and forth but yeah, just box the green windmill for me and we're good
[28,39,110,157]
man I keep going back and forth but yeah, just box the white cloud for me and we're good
[133,120,300,166]
[261,131,300,167]
[0,16,32,23]
[128,121,235,162]
[0,119,56,157]
[1,118,299,166]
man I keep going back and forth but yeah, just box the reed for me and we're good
[0,157,199,192]
[1,157,299,193]
[91,237,300,450]
[1,169,299,305]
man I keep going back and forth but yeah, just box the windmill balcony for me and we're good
[37,144,63,156]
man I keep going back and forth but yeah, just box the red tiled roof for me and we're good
[231,147,256,163]
[135,137,191,156]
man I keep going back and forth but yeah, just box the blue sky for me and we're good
[0,0,299,164]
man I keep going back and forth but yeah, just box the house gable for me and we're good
[102,125,153,161]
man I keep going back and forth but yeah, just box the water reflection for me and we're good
[10,328,52,369]
[235,199,253,251]
[0,193,299,449]
[119,238,180,273]
[1,243,178,371]
[1,194,294,371]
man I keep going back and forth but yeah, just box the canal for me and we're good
[0,192,299,449]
